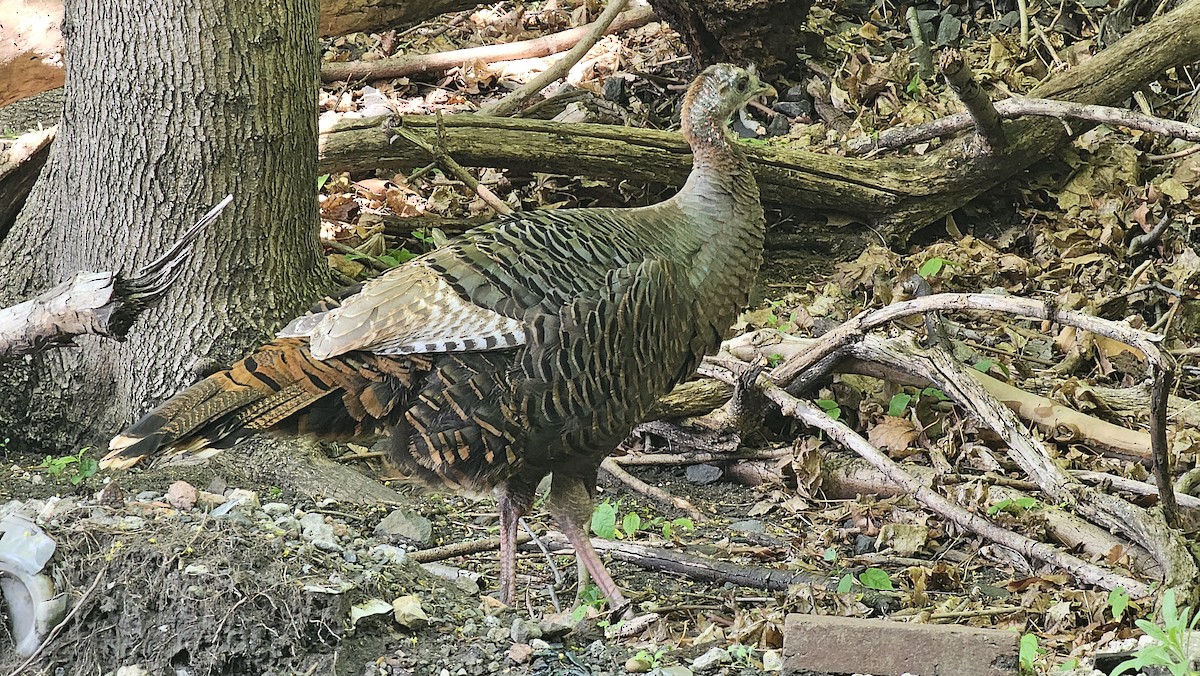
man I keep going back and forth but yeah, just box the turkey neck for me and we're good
[661,94,766,313]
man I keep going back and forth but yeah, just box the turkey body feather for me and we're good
[103,63,774,608]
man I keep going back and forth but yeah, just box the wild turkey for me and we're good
[102,64,773,608]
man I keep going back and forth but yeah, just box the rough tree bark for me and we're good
[0,0,329,451]
[0,0,482,107]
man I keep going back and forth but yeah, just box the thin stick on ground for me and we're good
[478,0,630,117]
[388,116,513,215]
[408,533,534,564]
[600,457,705,521]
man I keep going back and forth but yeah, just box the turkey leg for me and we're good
[548,473,627,608]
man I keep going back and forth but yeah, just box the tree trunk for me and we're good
[0,0,329,451]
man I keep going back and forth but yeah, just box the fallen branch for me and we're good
[861,97,1200,154]
[699,359,1154,599]
[0,196,231,358]
[322,7,655,83]
[478,0,629,117]
[536,532,897,607]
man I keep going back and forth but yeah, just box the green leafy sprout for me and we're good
[37,446,99,485]
[1111,589,1200,676]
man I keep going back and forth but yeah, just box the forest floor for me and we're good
[5,0,1200,674]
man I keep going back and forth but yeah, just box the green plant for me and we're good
[988,497,1039,516]
[633,646,668,669]
[1109,586,1130,622]
[917,257,959,278]
[1019,634,1040,674]
[729,643,755,668]
[571,584,607,621]
[590,500,694,541]
[816,398,841,421]
[1111,589,1200,676]
[858,567,894,591]
[37,446,99,485]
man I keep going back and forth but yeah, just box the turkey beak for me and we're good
[757,83,777,100]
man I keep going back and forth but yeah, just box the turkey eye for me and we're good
[734,76,748,92]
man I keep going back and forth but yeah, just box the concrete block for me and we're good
[783,613,1019,676]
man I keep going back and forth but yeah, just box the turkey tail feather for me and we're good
[102,338,414,469]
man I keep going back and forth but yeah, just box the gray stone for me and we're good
[539,611,580,637]
[658,667,693,676]
[685,464,722,485]
[375,509,433,545]
[691,647,730,671]
[299,513,342,552]
[511,617,542,643]
[729,519,764,534]
[261,502,291,516]
[369,544,408,565]
[773,100,810,118]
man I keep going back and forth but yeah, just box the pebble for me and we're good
[762,649,782,671]
[508,643,534,664]
[225,488,260,510]
[659,667,693,676]
[691,647,731,672]
[685,464,722,485]
[539,611,579,638]
[133,490,160,502]
[299,513,342,552]
[195,491,226,510]
[165,481,197,511]
[369,544,408,565]
[375,509,433,545]
[510,618,542,643]
[113,666,151,676]
[274,516,301,535]
[118,516,146,531]
[392,595,429,630]
[261,502,292,516]
[729,519,765,534]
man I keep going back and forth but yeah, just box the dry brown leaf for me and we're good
[867,416,919,451]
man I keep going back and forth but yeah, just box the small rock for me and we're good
[369,544,408,565]
[342,549,358,563]
[624,657,652,673]
[935,14,962,45]
[853,534,875,554]
[195,491,226,510]
[133,491,160,502]
[165,481,197,511]
[299,513,342,552]
[375,509,433,545]
[118,516,146,531]
[685,464,722,485]
[511,618,542,643]
[261,502,291,516]
[274,516,301,535]
[729,519,765,534]
[762,649,782,671]
[691,647,731,672]
[114,666,151,676]
[96,483,125,509]
[392,595,429,630]
[225,488,260,510]
[508,643,534,664]
[772,100,810,118]
[529,638,551,651]
[659,667,693,676]
[766,113,790,137]
[783,84,807,102]
[539,611,580,638]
